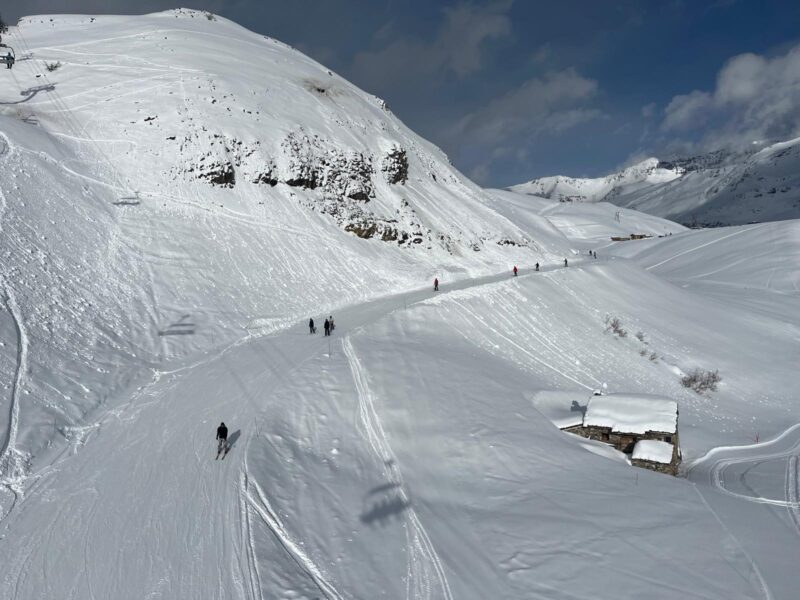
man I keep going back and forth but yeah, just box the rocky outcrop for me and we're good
[381,146,408,185]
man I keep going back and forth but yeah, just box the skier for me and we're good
[324,318,330,336]
[434,277,439,291]
[535,262,539,272]
[513,266,518,277]
[329,315,335,332]
[593,251,597,259]
[309,318,315,334]
[564,258,568,267]
[216,422,228,456]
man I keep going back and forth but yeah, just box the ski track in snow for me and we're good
[241,471,344,600]
[786,455,800,535]
[696,426,800,510]
[343,337,453,600]
[0,147,31,516]
[644,225,764,271]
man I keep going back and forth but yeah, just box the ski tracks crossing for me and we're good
[343,336,453,600]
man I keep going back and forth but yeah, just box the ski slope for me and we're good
[0,270,773,599]
[0,9,798,600]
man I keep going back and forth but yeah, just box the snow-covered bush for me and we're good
[681,369,721,393]
[45,61,62,72]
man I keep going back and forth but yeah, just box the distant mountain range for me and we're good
[510,138,800,226]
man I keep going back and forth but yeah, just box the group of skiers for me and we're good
[308,315,335,336]
[433,257,589,291]
[218,253,606,455]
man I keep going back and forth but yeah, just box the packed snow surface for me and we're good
[0,9,797,600]
[583,394,678,434]
[632,440,675,464]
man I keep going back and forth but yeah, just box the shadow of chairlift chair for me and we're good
[0,44,15,69]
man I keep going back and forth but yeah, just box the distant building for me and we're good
[610,233,653,241]
[563,394,681,475]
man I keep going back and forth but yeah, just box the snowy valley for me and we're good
[0,10,798,600]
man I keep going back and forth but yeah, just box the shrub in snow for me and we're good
[45,61,62,72]
[604,315,627,338]
[681,369,721,393]
[639,348,648,357]
[635,331,646,342]
[649,352,658,362]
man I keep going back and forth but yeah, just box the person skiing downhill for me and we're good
[513,266,518,276]
[329,316,335,332]
[434,277,439,291]
[324,318,330,336]
[309,318,315,334]
[535,262,539,272]
[216,422,228,456]
[564,258,568,267]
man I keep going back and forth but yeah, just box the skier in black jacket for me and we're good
[216,422,228,455]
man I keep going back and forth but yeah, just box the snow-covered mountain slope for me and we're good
[510,157,683,204]
[0,10,556,475]
[605,220,800,320]
[485,188,686,246]
[1,10,799,600]
[513,139,800,226]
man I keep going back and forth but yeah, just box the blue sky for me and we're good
[5,1,800,186]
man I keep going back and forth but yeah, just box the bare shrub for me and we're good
[681,369,721,393]
[639,349,648,357]
[204,11,216,20]
[45,61,62,72]
[604,315,627,338]
[649,352,658,362]
[635,331,646,343]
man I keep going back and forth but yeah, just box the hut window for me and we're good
[665,436,672,443]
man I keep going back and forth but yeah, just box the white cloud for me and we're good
[450,68,601,146]
[641,102,657,118]
[661,43,800,148]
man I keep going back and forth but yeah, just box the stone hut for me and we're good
[563,394,681,475]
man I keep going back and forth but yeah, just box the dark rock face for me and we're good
[198,160,235,187]
[281,130,374,201]
[381,147,409,184]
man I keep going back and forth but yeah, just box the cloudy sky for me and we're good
[4,1,800,186]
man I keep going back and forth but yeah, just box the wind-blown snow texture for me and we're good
[0,10,798,600]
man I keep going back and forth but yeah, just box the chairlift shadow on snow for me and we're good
[359,481,411,526]
[113,195,141,206]
[158,314,196,336]
[0,83,56,105]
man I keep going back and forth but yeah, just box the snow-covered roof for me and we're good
[632,440,675,464]
[583,394,677,434]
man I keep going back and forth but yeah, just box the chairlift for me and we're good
[0,43,15,69]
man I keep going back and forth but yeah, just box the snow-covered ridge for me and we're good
[513,138,800,226]
[510,157,683,203]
